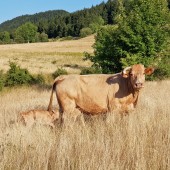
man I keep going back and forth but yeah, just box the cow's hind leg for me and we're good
[61,98,85,126]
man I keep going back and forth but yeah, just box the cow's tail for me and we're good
[47,76,65,112]
[47,81,57,112]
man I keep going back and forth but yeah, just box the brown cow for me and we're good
[48,64,154,124]
[19,109,59,128]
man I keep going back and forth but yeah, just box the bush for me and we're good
[35,32,49,42]
[0,63,47,90]
[0,71,4,91]
[150,55,170,80]
[51,60,57,64]
[5,62,33,86]
[80,66,102,75]
[80,27,93,38]
[32,74,45,85]
[52,67,68,79]
[60,36,73,41]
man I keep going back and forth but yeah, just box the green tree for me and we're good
[89,16,105,33]
[35,32,48,42]
[15,22,37,43]
[0,31,10,44]
[89,0,170,73]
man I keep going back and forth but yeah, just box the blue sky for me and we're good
[0,0,107,24]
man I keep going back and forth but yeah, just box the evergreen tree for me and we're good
[37,21,48,33]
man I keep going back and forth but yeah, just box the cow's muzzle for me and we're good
[134,83,144,89]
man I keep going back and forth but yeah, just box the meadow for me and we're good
[0,36,169,170]
[0,36,94,74]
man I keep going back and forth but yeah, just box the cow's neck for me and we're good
[132,90,139,107]
[127,78,140,107]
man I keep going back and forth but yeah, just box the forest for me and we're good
[0,1,115,43]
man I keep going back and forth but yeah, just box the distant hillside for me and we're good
[0,0,170,40]
[0,0,116,38]
[0,10,69,33]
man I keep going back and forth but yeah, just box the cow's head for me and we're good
[122,64,154,90]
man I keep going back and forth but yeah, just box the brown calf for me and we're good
[19,109,59,128]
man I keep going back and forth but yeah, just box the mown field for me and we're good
[0,36,170,170]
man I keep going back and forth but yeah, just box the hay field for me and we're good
[0,35,94,74]
[0,80,169,169]
[0,36,170,169]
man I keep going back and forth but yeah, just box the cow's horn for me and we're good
[123,66,132,74]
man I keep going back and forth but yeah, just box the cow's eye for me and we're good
[130,73,134,76]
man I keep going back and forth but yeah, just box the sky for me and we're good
[0,0,107,24]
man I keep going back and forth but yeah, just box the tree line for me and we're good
[0,1,116,44]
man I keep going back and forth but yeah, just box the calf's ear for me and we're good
[145,67,154,75]
[122,66,131,78]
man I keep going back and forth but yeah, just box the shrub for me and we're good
[151,54,170,80]
[39,32,48,42]
[60,36,73,41]
[80,27,93,38]
[51,60,57,64]
[0,71,4,91]
[52,67,68,79]
[35,32,49,42]
[32,74,45,85]
[5,62,33,86]
[80,66,102,75]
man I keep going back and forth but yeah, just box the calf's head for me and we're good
[51,110,59,121]
[122,64,154,90]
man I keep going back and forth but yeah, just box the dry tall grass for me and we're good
[0,80,169,170]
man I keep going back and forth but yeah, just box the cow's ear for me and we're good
[145,67,154,75]
[122,66,131,78]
